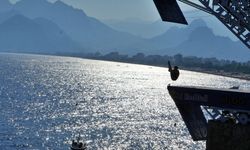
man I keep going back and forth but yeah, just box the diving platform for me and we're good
[167,85,250,141]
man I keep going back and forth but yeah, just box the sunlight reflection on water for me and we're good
[1,53,250,149]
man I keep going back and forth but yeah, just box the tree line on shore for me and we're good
[64,52,250,75]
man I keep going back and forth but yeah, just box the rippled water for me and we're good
[1,53,250,149]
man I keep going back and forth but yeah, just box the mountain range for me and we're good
[12,0,144,51]
[0,14,81,53]
[102,10,238,41]
[101,18,182,38]
[0,0,249,61]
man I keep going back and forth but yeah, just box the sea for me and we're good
[1,53,250,150]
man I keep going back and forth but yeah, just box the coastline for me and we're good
[68,54,250,82]
[84,57,250,81]
[85,58,250,81]
[182,67,250,81]
[2,52,250,81]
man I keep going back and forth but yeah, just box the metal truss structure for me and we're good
[154,0,250,48]
[202,106,250,125]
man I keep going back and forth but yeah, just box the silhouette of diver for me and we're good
[168,61,179,81]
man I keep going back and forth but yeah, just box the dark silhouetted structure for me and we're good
[153,0,250,48]
[154,0,250,149]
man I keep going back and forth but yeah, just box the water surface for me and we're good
[1,53,250,149]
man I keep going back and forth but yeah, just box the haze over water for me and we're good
[1,53,250,149]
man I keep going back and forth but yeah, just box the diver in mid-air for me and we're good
[168,61,179,81]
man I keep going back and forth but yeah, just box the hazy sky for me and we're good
[9,0,195,21]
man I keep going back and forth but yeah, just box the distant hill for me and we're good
[101,18,184,38]
[13,0,144,51]
[0,14,82,53]
[0,10,19,24]
[126,19,209,53]
[183,10,238,41]
[149,19,207,49]
[130,19,250,61]
[175,27,249,61]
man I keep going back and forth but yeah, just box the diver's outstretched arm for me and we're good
[168,61,172,71]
